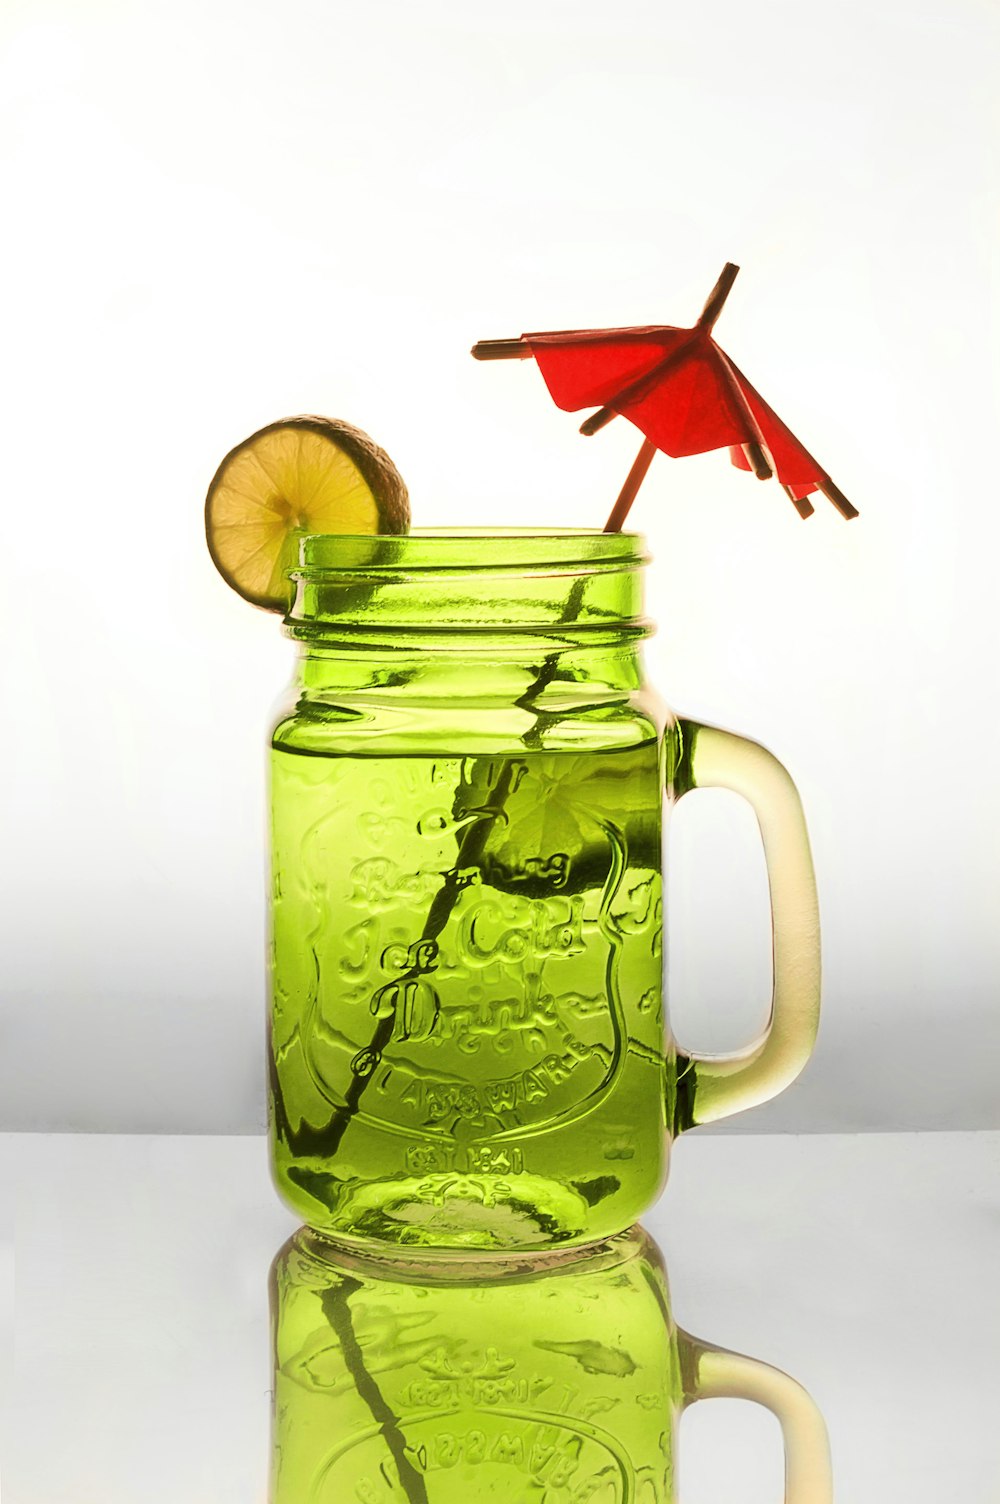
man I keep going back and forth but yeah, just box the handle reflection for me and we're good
[269,1224,831,1503]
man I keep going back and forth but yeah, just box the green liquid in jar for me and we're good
[269,741,674,1249]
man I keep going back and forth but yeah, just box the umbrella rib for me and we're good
[783,486,816,518]
[723,356,859,520]
[579,332,701,436]
[816,478,858,520]
[712,347,774,482]
[471,326,677,360]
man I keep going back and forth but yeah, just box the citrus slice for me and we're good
[205,415,410,610]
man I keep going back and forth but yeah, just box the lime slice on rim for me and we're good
[205,415,410,611]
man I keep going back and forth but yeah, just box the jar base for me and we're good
[278,1166,634,1251]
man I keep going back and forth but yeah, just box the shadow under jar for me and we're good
[268,530,819,1249]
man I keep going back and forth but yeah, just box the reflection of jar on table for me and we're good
[269,1224,832,1503]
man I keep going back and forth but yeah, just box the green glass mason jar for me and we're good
[268,530,820,1249]
[269,1224,832,1504]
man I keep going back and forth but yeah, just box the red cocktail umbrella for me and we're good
[472,263,857,530]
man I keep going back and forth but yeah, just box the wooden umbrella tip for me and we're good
[743,441,773,481]
[819,479,860,520]
[470,338,532,361]
[782,485,815,519]
[698,262,741,330]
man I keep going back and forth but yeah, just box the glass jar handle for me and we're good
[678,1331,833,1504]
[670,718,821,1130]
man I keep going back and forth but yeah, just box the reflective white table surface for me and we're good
[3,1131,997,1503]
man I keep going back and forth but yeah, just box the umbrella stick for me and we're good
[604,437,658,533]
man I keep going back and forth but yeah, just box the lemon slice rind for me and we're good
[205,415,410,611]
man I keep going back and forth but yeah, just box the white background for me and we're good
[1,0,998,1133]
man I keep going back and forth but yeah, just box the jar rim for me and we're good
[297,527,649,575]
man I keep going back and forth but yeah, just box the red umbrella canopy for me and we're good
[473,264,857,529]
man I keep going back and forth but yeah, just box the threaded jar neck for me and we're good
[284,528,651,646]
